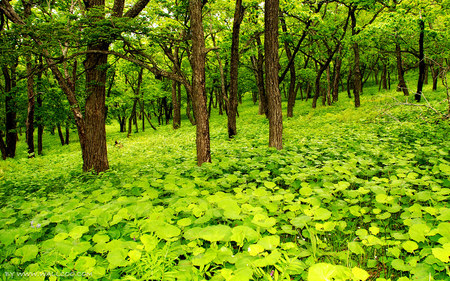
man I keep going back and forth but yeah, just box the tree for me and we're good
[265,0,282,150]
[190,0,211,165]
[227,0,245,138]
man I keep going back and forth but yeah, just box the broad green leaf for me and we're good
[252,214,276,228]
[351,267,369,281]
[53,233,69,242]
[69,226,89,239]
[348,242,364,255]
[432,243,450,263]
[291,215,311,229]
[141,234,158,252]
[248,244,264,256]
[402,241,418,253]
[15,245,39,263]
[128,250,142,263]
[314,208,332,221]
[107,248,128,269]
[75,256,96,272]
[200,225,232,242]
[257,235,280,250]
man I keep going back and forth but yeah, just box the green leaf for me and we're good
[432,243,450,263]
[291,215,311,229]
[141,234,158,252]
[248,244,264,256]
[257,235,280,250]
[74,256,96,272]
[402,241,418,253]
[252,214,277,228]
[348,242,365,255]
[314,208,332,220]
[107,248,128,269]
[200,225,232,242]
[128,250,142,263]
[15,245,39,263]
[69,226,89,240]
[53,233,69,242]
[408,224,429,242]
[155,223,181,240]
[351,267,370,281]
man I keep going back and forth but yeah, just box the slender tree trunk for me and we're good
[57,125,65,145]
[0,131,6,160]
[65,124,70,145]
[416,17,425,102]
[395,43,409,95]
[332,49,342,102]
[281,15,297,117]
[25,60,36,157]
[186,90,196,125]
[350,7,361,107]
[228,0,245,138]
[2,64,18,158]
[254,35,268,116]
[190,0,211,165]
[431,63,439,91]
[172,80,181,129]
[265,0,282,150]
[211,34,227,117]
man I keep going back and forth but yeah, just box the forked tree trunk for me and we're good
[265,0,282,150]
[190,0,211,165]
[57,125,65,145]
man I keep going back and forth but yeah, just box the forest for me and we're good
[0,0,449,280]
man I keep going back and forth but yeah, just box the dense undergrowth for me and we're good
[0,86,449,281]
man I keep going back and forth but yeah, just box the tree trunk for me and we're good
[332,49,342,102]
[395,43,409,96]
[0,131,6,160]
[416,17,425,102]
[431,63,439,91]
[128,99,137,137]
[172,80,181,129]
[228,0,245,138]
[57,125,65,145]
[65,124,70,145]
[186,90,196,125]
[281,15,297,117]
[25,60,36,158]
[2,64,18,158]
[350,7,361,107]
[211,34,227,117]
[190,0,211,165]
[254,35,268,116]
[265,0,282,150]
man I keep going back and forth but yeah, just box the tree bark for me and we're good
[280,15,297,117]
[25,60,36,158]
[190,0,211,165]
[253,34,268,116]
[415,17,425,102]
[57,125,65,145]
[350,7,361,108]
[395,43,409,96]
[265,0,282,150]
[228,0,245,138]
[332,48,342,102]
[2,64,18,158]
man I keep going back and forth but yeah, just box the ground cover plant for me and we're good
[0,88,449,281]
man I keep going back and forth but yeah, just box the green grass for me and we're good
[0,83,449,281]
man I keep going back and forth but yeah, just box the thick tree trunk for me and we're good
[350,8,361,107]
[83,41,110,172]
[380,63,388,90]
[186,91,196,125]
[211,34,227,117]
[416,18,425,102]
[190,0,211,165]
[25,61,36,157]
[65,124,70,145]
[281,15,297,117]
[227,0,245,138]
[312,66,327,108]
[326,65,331,105]
[395,43,409,96]
[265,0,282,150]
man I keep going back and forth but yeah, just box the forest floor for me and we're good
[0,83,449,281]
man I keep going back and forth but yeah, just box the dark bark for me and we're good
[172,81,181,129]
[57,125,65,145]
[431,63,439,91]
[36,63,44,155]
[380,63,388,90]
[253,34,268,116]
[326,65,331,105]
[2,64,18,158]
[65,124,70,145]
[395,43,409,96]
[25,60,36,157]
[190,0,211,165]
[186,90,196,125]
[347,67,352,98]
[350,7,362,108]
[332,48,342,102]
[415,18,425,102]
[281,15,297,117]
[228,0,245,138]
[0,131,6,160]
[265,0,282,150]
